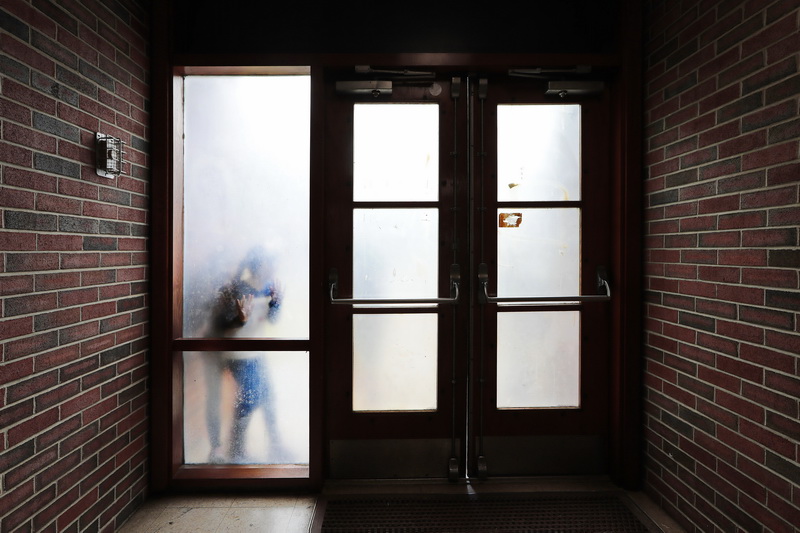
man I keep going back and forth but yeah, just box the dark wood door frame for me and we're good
[150,0,642,491]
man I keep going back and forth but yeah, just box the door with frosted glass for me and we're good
[325,75,467,479]
[324,72,612,479]
[472,77,612,477]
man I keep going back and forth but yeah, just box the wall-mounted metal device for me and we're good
[509,65,592,78]
[545,80,605,98]
[355,65,434,78]
[335,80,392,97]
[95,133,126,178]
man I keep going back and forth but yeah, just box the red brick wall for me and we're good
[643,1,799,531]
[1,1,149,531]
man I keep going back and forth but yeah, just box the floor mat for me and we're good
[318,492,657,532]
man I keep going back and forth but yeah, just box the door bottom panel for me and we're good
[480,435,607,476]
[329,439,456,479]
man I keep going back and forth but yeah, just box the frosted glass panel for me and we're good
[353,104,439,202]
[497,312,580,408]
[183,351,309,465]
[353,314,437,411]
[497,208,580,298]
[182,76,310,339]
[353,209,438,299]
[497,105,581,201]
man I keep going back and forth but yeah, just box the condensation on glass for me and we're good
[353,103,439,202]
[183,351,310,465]
[352,314,438,412]
[497,104,581,202]
[495,104,583,410]
[350,103,440,413]
[353,209,439,300]
[497,208,580,299]
[496,312,580,409]
[182,75,310,339]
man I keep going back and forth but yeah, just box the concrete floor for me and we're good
[119,477,685,532]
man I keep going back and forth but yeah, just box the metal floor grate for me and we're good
[319,493,656,533]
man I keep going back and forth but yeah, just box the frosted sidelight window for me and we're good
[352,314,438,411]
[182,75,310,339]
[182,351,310,465]
[497,208,580,298]
[353,104,439,202]
[353,209,438,300]
[497,104,581,202]
[496,312,580,408]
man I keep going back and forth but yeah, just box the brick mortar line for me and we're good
[642,422,799,513]
[0,342,149,403]
[0,205,148,220]
[0,262,149,271]
[644,336,800,383]
[642,307,799,337]
[0,406,150,527]
[2,371,149,424]
[644,210,800,222]
[0,119,151,152]
[644,324,800,358]
[645,242,800,248]
[0,73,150,128]
[650,467,791,532]
[644,248,798,255]
[651,132,800,159]
[0,263,150,275]
[0,161,152,189]
[0,205,149,224]
[0,112,151,150]
[646,6,792,48]
[8,369,150,412]
[0,262,148,269]
[642,245,799,252]
[644,90,800,123]
[643,406,799,479]
[643,293,799,312]
[642,396,797,460]
[646,61,799,106]
[647,144,800,169]
[1,271,149,282]
[644,210,800,220]
[0,308,148,341]
[648,160,800,177]
[1,177,152,192]
[6,303,149,321]
[0,25,151,105]
[643,430,800,499]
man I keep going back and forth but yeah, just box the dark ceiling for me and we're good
[171,1,621,55]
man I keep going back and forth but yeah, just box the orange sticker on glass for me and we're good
[499,212,522,228]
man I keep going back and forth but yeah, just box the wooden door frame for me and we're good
[151,0,642,491]
[470,77,615,478]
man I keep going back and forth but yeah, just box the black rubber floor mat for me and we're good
[319,493,655,532]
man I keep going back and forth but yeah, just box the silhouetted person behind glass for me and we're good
[202,246,286,463]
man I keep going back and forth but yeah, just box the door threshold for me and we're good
[322,475,620,495]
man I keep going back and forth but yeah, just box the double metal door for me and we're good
[324,71,613,479]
